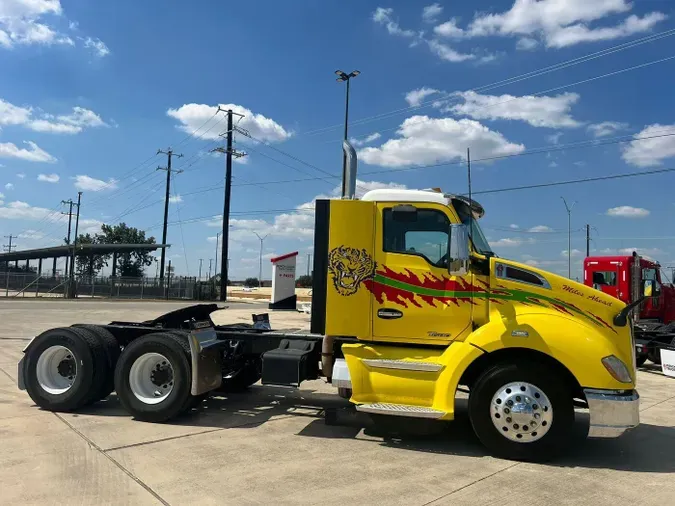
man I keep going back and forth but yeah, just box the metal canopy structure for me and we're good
[0,243,170,263]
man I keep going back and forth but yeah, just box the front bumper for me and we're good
[584,388,639,438]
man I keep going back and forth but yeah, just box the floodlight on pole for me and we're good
[335,69,360,197]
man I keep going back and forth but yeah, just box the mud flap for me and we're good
[188,321,223,396]
[17,357,25,390]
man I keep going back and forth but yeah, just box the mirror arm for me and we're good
[613,297,646,327]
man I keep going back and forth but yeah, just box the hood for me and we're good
[492,258,625,335]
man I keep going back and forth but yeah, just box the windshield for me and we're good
[465,217,494,256]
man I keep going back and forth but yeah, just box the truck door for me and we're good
[370,203,472,343]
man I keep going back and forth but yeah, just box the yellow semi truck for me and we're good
[18,187,641,462]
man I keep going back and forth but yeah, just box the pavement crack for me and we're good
[640,394,675,413]
[0,366,16,385]
[420,462,521,506]
[52,412,170,506]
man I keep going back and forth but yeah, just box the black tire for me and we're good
[468,361,574,462]
[114,332,192,422]
[72,324,120,401]
[23,327,108,412]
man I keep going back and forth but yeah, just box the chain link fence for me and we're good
[0,271,216,300]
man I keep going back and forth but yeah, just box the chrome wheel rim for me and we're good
[36,345,77,395]
[491,382,553,443]
[129,353,175,404]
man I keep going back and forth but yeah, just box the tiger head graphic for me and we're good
[328,246,376,296]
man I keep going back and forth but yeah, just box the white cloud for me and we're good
[422,4,443,24]
[169,194,183,204]
[434,18,465,37]
[167,103,291,143]
[546,12,667,48]
[509,224,519,229]
[621,124,675,167]
[0,0,74,48]
[606,206,650,218]
[492,238,524,248]
[73,175,118,191]
[616,247,663,260]
[349,132,381,147]
[0,140,56,162]
[1,97,107,134]
[549,161,558,168]
[587,121,628,138]
[0,200,58,221]
[516,37,538,50]
[427,39,475,62]
[448,91,581,128]
[547,132,563,144]
[5,183,14,190]
[405,87,440,107]
[460,0,666,48]
[528,225,553,233]
[16,173,25,179]
[358,116,525,167]
[18,229,44,240]
[83,36,109,57]
[561,249,583,258]
[37,173,59,183]
[28,106,107,134]
[0,98,32,126]
[373,7,416,38]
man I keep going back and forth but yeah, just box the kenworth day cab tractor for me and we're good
[584,253,675,366]
[17,152,643,462]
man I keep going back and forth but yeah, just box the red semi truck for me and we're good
[584,251,675,365]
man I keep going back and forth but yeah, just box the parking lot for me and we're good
[1,299,674,505]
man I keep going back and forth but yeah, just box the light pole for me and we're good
[253,232,268,288]
[335,69,360,198]
[561,197,577,279]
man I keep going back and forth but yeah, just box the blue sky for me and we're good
[1,0,675,281]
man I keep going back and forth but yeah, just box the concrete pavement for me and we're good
[1,300,674,505]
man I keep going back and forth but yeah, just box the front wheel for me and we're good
[468,362,574,462]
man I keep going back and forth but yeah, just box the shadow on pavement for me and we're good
[71,384,675,472]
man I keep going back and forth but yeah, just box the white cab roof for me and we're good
[360,189,448,205]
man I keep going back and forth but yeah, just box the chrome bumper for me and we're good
[584,388,639,438]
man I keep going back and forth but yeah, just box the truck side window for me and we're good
[383,208,450,267]
[592,271,617,287]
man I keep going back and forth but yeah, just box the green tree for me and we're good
[74,233,107,276]
[73,223,156,278]
[296,275,312,288]
[244,277,259,287]
[98,223,156,278]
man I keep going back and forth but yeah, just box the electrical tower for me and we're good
[211,107,246,301]
[157,148,183,281]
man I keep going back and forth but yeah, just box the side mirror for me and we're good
[643,279,661,298]
[392,204,418,222]
[448,223,470,276]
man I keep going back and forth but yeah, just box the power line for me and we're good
[300,28,675,138]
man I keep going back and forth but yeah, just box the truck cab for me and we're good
[311,187,640,460]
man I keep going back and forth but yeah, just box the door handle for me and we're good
[377,308,403,320]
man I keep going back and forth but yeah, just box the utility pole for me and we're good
[561,197,577,279]
[306,253,311,277]
[61,199,75,277]
[157,148,183,281]
[254,232,268,288]
[586,224,591,257]
[3,234,16,253]
[67,192,82,298]
[212,108,245,301]
[208,259,213,280]
[198,259,203,281]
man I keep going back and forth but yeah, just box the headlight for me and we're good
[602,355,633,384]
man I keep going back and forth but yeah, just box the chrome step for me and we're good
[362,359,443,372]
[356,403,444,419]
